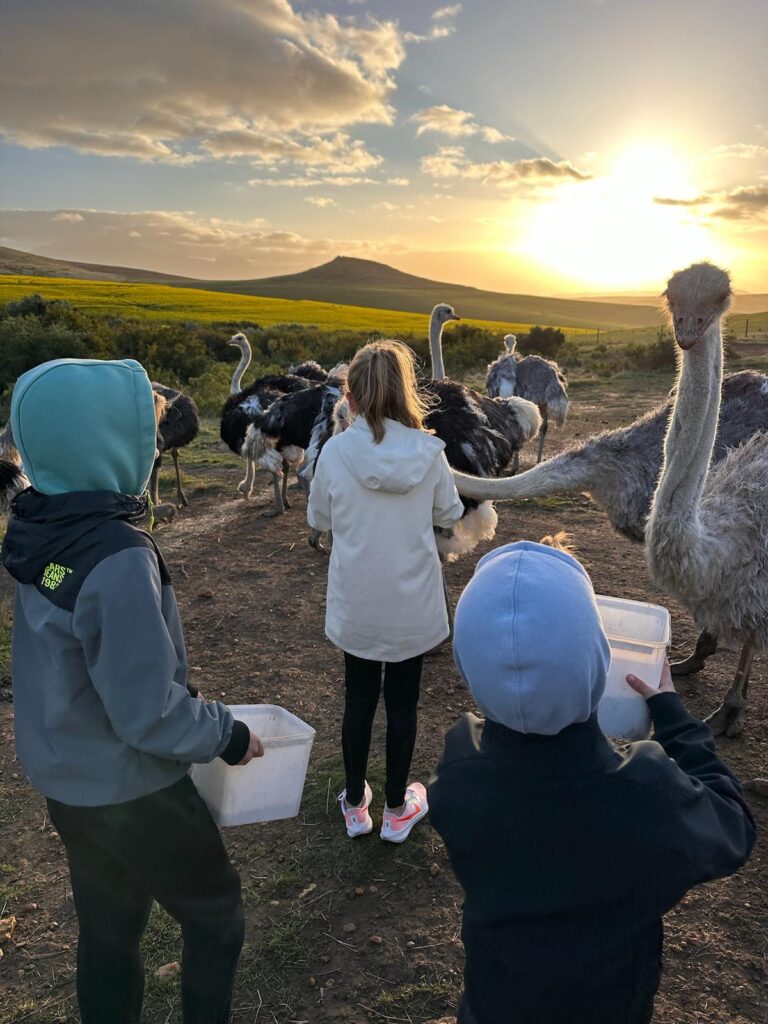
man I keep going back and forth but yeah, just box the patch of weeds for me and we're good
[139,904,183,1019]
[265,869,304,900]
[256,906,322,969]
[373,977,458,1017]
[0,596,12,679]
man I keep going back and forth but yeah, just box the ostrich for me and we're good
[0,422,19,465]
[149,383,200,510]
[289,360,328,383]
[645,261,768,737]
[0,458,28,513]
[221,332,311,497]
[242,369,348,516]
[486,334,569,465]
[450,368,768,676]
[423,304,542,559]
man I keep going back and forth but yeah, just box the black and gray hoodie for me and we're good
[2,358,248,806]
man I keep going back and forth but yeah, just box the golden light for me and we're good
[518,143,728,291]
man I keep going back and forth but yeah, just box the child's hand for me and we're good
[626,658,676,700]
[238,731,265,765]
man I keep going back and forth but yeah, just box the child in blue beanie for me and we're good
[2,359,263,1024]
[429,541,756,1024]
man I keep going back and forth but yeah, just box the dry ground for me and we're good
[0,373,766,1023]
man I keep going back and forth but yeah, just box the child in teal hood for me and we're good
[2,358,262,1024]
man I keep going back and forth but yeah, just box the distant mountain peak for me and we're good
[270,255,434,288]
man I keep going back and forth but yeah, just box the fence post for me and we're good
[745,317,749,339]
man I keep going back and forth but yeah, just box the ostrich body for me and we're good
[289,360,327,382]
[149,383,200,510]
[0,422,20,466]
[242,373,347,516]
[451,369,768,674]
[646,262,768,737]
[487,334,569,465]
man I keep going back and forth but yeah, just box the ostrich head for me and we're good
[664,262,731,350]
[504,334,517,354]
[228,331,249,350]
[431,303,460,327]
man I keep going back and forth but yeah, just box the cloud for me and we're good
[405,4,461,42]
[410,105,514,144]
[248,173,409,188]
[707,143,768,161]
[0,0,404,167]
[0,207,403,278]
[420,146,591,186]
[654,184,768,221]
[304,196,336,207]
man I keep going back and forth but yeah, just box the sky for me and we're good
[1,0,767,295]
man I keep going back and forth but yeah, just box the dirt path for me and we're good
[0,376,766,1023]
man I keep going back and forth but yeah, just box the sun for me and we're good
[518,143,726,292]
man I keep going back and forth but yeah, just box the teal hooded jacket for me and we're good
[2,359,249,805]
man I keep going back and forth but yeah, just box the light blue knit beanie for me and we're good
[453,541,610,734]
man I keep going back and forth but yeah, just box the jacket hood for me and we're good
[453,541,610,735]
[337,416,445,494]
[11,358,157,496]
[2,489,148,585]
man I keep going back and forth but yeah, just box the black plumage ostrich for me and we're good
[289,360,328,383]
[0,458,28,514]
[150,383,200,510]
[241,371,347,516]
[421,304,542,558]
[220,332,312,497]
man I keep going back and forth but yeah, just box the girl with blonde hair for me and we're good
[308,340,463,842]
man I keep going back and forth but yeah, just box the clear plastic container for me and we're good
[191,705,315,826]
[595,596,670,740]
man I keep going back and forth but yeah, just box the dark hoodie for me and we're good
[2,359,248,806]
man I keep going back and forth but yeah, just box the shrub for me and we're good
[517,326,566,358]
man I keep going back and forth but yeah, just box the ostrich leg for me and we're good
[262,471,286,518]
[705,635,755,739]
[149,456,162,506]
[281,460,292,510]
[510,450,520,475]
[172,449,188,508]
[238,457,256,498]
[535,411,549,464]
[671,630,719,677]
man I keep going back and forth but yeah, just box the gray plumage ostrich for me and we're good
[451,366,768,678]
[150,383,200,510]
[486,334,569,465]
[647,262,768,737]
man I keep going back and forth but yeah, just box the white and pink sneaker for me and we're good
[339,782,373,838]
[380,783,428,844]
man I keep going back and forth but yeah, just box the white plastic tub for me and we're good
[595,596,670,740]
[191,705,315,826]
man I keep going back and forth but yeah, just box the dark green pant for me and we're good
[48,775,244,1024]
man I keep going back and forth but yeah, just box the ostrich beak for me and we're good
[671,316,706,350]
[450,314,461,322]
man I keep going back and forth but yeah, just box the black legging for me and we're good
[342,651,423,809]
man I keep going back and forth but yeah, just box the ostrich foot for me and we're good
[743,779,768,798]
[237,482,252,498]
[308,528,326,553]
[152,503,177,524]
[261,507,285,519]
[177,491,189,509]
[705,701,745,739]
[671,631,718,677]
[282,497,292,510]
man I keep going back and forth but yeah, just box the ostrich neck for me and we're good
[429,316,446,380]
[652,321,723,522]
[452,446,598,501]
[230,343,252,394]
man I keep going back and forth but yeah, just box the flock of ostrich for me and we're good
[1,261,767,749]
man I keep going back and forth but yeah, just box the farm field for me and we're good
[0,275,585,338]
[0,374,766,1024]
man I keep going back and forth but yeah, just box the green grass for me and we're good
[0,275,589,337]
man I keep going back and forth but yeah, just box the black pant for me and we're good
[342,651,423,809]
[47,775,244,1024]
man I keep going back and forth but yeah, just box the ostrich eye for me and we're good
[677,317,684,326]
[697,318,703,325]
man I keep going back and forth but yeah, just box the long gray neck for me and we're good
[452,447,597,501]
[429,313,446,380]
[651,320,722,523]
[230,341,252,394]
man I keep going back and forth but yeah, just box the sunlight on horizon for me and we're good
[519,143,731,292]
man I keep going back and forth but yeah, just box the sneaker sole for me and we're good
[347,820,374,839]
[380,805,428,844]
